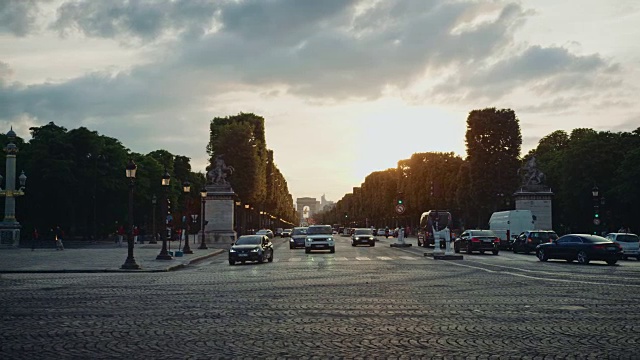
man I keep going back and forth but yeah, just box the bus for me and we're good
[417,210,452,248]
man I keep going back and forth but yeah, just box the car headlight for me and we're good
[229,248,236,253]
[369,237,374,240]
[306,237,312,242]
[290,238,294,242]
[251,248,260,252]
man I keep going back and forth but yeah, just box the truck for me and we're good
[488,210,536,249]
[417,210,452,248]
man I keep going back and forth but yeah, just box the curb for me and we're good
[0,249,225,274]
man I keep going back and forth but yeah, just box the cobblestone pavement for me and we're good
[2,235,640,359]
[0,240,226,273]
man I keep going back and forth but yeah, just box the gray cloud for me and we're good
[0,0,629,149]
[0,0,41,36]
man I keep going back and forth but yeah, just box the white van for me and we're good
[489,210,535,249]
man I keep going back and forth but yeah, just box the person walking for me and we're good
[32,228,39,251]
[133,226,140,244]
[55,226,64,250]
[117,225,125,247]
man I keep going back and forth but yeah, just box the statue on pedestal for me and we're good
[207,155,235,186]
[519,156,545,187]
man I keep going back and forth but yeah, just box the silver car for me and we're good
[606,233,640,260]
[305,225,335,253]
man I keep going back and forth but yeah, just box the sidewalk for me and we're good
[0,240,227,273]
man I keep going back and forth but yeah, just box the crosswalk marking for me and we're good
[377,256,393,260]
[224,255,422,264]
[334,257,349,261]
[399,256,418,260]
[355,257,371,261]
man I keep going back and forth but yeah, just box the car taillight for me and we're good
[527,237,533,243]
[493,237,500,243]
[592,244,606,250]
[471,237,481,243]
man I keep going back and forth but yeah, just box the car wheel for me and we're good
[492,249,499,255]
[241,261,246,264]
[454,245,460,254]
[417,240,422,247]
[351,242,355,247]
[606,259,617,265]
[330,247,335,253]
[523,249,530,255]
[305,248,310,254]
[289,245,294,249]
[577,251,590,265]
[229,260,235,265]
[537,249,548,262]
[512,247,518,254]
[268,251,274,262]
[257,256,264,264]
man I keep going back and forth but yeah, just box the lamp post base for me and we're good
[156,252,173,260]
[183,242,193,254]
[198,242,208,250]
[121,257,141,269]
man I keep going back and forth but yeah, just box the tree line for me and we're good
[319,108,640,235]
[3,114,297,243]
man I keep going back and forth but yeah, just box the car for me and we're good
[289,227,308,249]
[229,235,274,265]
[275,228,284,237]
[255,229,274,239]
[606,233,640,260]
[536,234,622,265]
[342,228,351,236]
[454,230,500,255]
[512,230,559,254]
[282,228,292,237]
[351,228,375,247]
[305,225,335,253]
[376,229,386,236]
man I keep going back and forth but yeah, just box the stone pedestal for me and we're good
[514,185,554,231]
[203,185,237,244]
[0,223,20,248]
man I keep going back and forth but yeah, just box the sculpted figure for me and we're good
[519,156,545,186]
[207,155,235,185]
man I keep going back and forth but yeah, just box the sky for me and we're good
[1,0,639,203]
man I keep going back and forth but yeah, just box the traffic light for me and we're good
[397,192,404,205]
[344,212,348,218]
[595,212,599,218]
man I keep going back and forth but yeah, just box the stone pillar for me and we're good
[203,185,237,243]
[0,128,25,248]
[514,185,554,231]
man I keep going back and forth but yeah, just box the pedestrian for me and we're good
[133,226,140,244]
[55,226,64,250]
[117,224,125,247]
[32,228,39,251]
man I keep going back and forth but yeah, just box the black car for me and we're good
[536,234,622,265]
[289,227,308,249]
[351,228,375,247]
[512,230,558,254]
[454,230,500,255]
[229,235,274,265]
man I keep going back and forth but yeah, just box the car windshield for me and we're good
[235,236,262,245]
[616,234,639,243]
[469,230,496,237]
[307,226,332,235]
[256,230,270,235]
[292,228,307,235]
[355,229,373,235]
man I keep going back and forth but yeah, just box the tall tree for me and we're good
[465,108,522,225]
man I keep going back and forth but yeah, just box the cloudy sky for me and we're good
[2,0,639,202]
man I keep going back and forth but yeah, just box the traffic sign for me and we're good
[593,218,601,225]
[395,204,406,214]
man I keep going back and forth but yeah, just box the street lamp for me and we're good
[150,195,157,243]
[198,187,208,249]
[121,159,141,269]
[592,184,600,235]
[182,180,193,254]
[156,168,173,260]
[244,204,250,236]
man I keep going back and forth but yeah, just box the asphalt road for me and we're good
[2,235,640,359]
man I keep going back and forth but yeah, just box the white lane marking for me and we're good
[399,256,418,260]
[335,257,349,261]
[377,256,393,261]
[445,260,640,287]
[356,257,371,261]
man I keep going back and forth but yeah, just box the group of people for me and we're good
[116,224,142,246]
[31,226,65,251]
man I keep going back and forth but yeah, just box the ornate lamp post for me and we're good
[156,169,173,260]
[592,185,600,235]
[244,204,250,236]
[121,159,141,269]
[198,187,207,249]
[182,181,193,254]
[0,128,27,248]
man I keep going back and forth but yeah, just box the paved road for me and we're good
[2,235,640,359]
